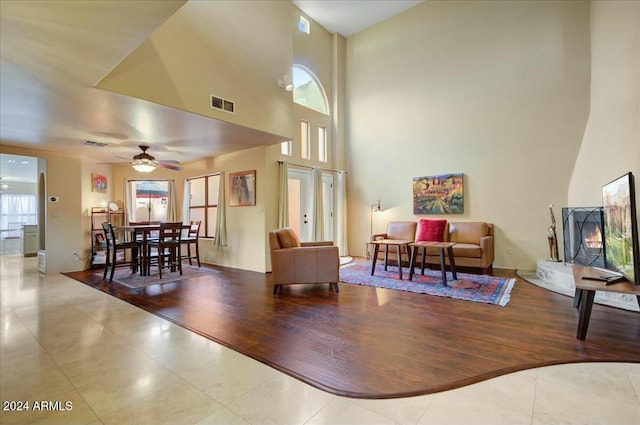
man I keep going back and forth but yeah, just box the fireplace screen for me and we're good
[562,207,604,267]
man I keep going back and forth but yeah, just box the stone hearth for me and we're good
[518,260,639,312]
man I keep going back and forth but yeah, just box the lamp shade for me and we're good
[131,159,156,173]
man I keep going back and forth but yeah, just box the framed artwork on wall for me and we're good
[413,173,464,214]
[92,173,107,193]
[230,170,256,206]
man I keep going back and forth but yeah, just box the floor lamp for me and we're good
[367,200,382,259]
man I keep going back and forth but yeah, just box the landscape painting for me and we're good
[413,173,464,214]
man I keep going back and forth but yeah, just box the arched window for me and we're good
[293,65,329,115]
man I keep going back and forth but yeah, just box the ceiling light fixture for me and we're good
[131,145,157,172]
[278,74,294,91]
[131,159,156,173]
[131,160,156,173]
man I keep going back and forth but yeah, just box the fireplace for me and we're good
[562,207,604,268]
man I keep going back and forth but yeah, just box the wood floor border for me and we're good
[64,259,640,399]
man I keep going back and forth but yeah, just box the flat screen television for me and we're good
[601,172,640,285]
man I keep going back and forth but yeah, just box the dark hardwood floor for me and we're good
[64,259,640,399]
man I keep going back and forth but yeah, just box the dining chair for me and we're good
[128,221,161,242]
[146,222,183,278]
[180,220,201,267]
[102,222,141,282]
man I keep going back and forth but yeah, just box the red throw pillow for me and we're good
[416,219,447,242]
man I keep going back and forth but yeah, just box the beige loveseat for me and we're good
[372,221,494,274]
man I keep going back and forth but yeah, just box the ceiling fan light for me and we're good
[131,159,156,173]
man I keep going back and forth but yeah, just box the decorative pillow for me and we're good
[416,219,447,242]
[277,228,301,248]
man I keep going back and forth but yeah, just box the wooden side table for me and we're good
[409,242,457,286]
[370,239,412,280]
[572,266,640,340]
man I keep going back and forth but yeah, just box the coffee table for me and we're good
[370,239,413,280]
[409,241,457,286]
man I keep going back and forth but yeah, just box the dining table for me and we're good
[115,223,189,276]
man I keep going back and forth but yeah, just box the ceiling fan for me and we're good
[122,145,182,173]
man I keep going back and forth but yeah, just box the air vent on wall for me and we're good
[210,95,235,114]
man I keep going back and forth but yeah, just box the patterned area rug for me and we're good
[98,265,219,289]
[340,260,515,306]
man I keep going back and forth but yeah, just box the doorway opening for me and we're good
[0,154,40,257]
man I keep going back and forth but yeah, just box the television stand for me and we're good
[581,274,626,285]
[572,266,640,340]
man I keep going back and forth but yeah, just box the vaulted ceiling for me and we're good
[0,0,423,173]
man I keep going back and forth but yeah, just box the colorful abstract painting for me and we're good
[413,173,464,214]
[92,173,107,193]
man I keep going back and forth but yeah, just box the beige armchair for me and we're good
[268,227,339,294]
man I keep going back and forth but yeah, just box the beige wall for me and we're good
[97,0,294,140]
[181,146,271,272]
[345,0,592,270]
[568,1,640,211]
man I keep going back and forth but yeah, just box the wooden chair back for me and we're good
[158,222,183,242]
[102,222,115,246]
[187,220,201,238]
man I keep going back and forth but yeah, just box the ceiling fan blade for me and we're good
[157,159,180,165]
[155,161,182,171]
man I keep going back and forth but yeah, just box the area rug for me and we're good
[98,265,219,289]
[340,261,515,306]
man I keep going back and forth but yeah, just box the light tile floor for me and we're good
[1,255,638,425]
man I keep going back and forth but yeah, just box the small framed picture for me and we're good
[229,170,256,206]
[92,173,107,193]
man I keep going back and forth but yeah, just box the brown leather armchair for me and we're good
[268,227,339,294]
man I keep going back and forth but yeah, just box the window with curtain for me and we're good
[128,180,170,222]
[186,174,220,238]
[0,194,37,236]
